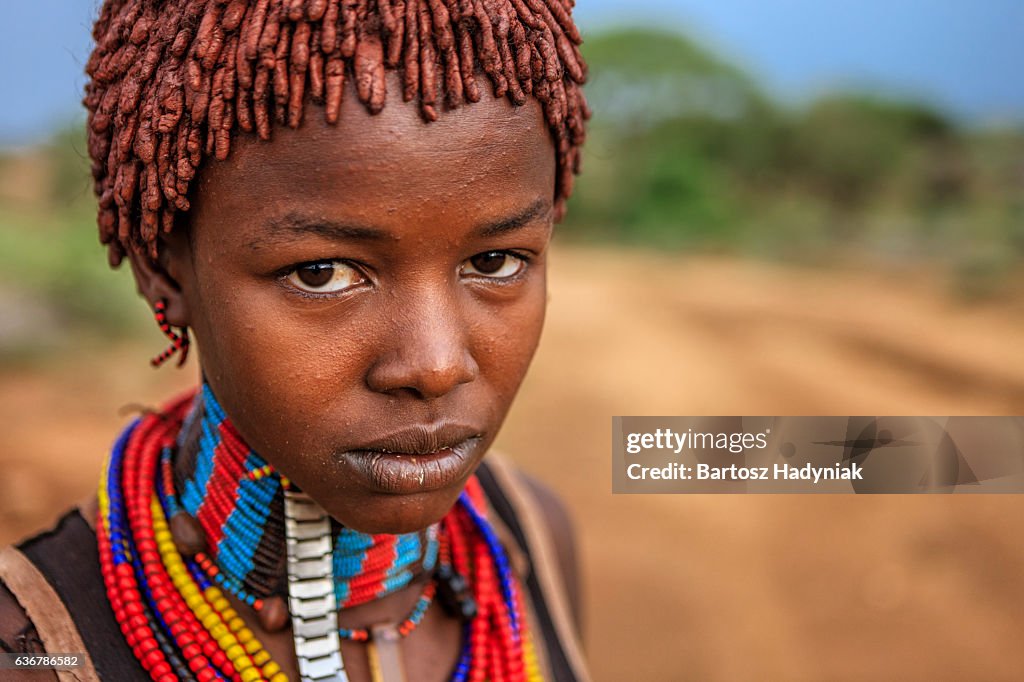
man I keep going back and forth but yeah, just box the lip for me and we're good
[334,424,485,494]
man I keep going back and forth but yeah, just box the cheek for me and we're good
[187,274,369,438]
[474,272,548,398]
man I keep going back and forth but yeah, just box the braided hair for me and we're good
[84,0,590,266]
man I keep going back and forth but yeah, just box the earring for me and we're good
[151,298,190,368]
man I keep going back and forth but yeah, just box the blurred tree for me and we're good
[561,25,1019,270]
[790,94,954,214]
[580,27,771,129]
[567,28,780,246]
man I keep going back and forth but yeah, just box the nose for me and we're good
[365,293,479,400]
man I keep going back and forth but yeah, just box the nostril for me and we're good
[366,347,479,399]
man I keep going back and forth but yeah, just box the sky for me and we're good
[1,0,1022,145]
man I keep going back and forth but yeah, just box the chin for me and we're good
[320,487,464,535]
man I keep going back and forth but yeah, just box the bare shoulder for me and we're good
[514,470,584,635]
[0,576,58,681]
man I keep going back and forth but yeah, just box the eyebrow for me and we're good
[248,197,552,250]
[475,197,553,238]
[248,215,387,250]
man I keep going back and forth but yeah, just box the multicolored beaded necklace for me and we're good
[172,384,441,615]
[97,387,546,682]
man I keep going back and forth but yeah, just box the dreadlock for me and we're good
[85,0,589,266]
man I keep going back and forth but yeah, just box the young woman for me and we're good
[0,1,590,681]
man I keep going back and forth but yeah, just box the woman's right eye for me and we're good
[285,261,364,294]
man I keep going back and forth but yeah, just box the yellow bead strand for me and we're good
[97,455,111,535]
[151,496,287,682]
[523,631,545,682]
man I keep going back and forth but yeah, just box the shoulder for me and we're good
[515,470,583,633]
[0,575,40,649]
[0,550,58,682]
[480,456,584,634]
[0,505,104,681]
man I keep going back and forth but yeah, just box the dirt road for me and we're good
[3,247,1024,680]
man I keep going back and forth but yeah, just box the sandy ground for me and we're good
[2,246,1024,681]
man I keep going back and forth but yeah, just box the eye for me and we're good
[461,251,527,279]
[285,260,364,294]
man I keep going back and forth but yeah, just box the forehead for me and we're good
[190,74,556,228]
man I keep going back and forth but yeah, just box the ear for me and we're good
[126,241,190,328]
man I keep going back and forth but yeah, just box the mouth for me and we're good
[334,424,485,494]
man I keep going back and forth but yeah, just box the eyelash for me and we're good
[461,250,533,282]
[278,250,533,298]
[276,259,369,299]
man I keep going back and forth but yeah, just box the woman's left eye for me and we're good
[285,260,364,294]
[460,251,527,279]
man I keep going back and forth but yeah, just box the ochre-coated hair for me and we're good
[84,0,590,265]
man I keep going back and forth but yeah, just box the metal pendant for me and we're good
[284,488,349,682]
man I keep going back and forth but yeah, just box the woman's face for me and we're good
[163,80,555,534]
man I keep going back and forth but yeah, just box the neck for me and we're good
[170,383,439,609]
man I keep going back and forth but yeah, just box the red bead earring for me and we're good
[150,298,190,368]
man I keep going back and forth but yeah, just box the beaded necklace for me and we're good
[174,384,440,613]
[97,389,546,682]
